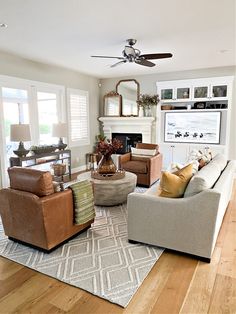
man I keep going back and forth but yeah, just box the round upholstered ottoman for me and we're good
[77,171,137,206]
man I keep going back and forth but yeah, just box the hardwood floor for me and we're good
[0,184,236,313]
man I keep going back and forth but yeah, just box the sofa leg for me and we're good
[199,256,211,263]
[128,239,139,244]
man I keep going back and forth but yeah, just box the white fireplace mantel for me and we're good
[98,117,155,143]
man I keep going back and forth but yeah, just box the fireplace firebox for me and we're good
[112,133,142,154]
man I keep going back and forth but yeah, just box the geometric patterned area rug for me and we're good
[0,187,163,308]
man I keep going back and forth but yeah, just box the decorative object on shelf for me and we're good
[30,145,57,154]
[96,138,123,174]
[161,105,173,110]
[103,91,121,117]
[138,106,144,117]
[52,163,66,176]
[91,169,125,180]
[194,102,206,109]
[138,94,159,117]
[10,124,31,157]
[52,122,67,150]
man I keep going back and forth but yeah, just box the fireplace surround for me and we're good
[98,117,155,145]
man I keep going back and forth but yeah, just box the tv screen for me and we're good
[164,111,221,144]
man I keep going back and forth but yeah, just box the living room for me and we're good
[0,0,236,313]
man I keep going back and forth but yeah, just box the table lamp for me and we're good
[52,122,67,150]
[10,124,31,157]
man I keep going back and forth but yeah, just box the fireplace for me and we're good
[112,133,142,154]
[98,117,155,144]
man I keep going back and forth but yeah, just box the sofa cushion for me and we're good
[211,153,227,171]
[158,163,193,198]
[122,161,147,174]
[184,160,221,198]
[8,167,54,197]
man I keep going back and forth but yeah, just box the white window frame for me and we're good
[0,75,65,187]
[67,88,90,147]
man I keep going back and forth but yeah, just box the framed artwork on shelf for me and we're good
[164,111,221,144]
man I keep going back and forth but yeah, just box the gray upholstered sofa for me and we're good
[127,154,235,262]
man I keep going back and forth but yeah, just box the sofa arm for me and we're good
[119,152,131,165]
[127,189,221,258]
[148,153,163,181]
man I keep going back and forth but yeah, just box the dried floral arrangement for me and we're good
[138,94,160,108]
[96,138,123,158]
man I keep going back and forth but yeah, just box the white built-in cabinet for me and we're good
[156,76,234,169]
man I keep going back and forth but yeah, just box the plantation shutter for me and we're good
[67,88,90,147]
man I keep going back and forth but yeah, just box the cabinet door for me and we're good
[176,87,191,100]
[210,84,228,100]
[160,88,174,101]
[160,145,173,169]
[193,85,209,100]
[160,144,188,169]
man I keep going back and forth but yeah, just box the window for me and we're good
[37,91,58,144]
[67,88,90,147]
[0,75,65,187]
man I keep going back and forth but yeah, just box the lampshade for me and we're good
[10,124,31,142]
[52,123,67,137]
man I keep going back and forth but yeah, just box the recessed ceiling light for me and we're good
[0,23,8,28]
[220,49,228,53]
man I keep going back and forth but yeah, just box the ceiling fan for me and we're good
[91,39,172,68]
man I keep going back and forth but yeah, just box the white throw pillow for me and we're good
[169,160,199,174]
[131,147,157,156]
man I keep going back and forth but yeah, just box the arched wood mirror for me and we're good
[116,79,140,116]
[103,91,121,116]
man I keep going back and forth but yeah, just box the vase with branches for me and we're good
[138,94,160,117]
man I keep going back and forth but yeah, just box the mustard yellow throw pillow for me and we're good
[158,163,193,198]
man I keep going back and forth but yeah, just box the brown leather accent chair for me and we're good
[119,143,163,186]
[0,167,94,252]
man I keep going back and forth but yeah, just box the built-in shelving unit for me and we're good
[156,76,234,168]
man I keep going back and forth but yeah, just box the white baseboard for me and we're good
[71,165,86,174]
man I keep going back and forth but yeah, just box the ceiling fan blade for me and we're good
[91,55,124,60]
[139,53,173,60]
[135,59,155,67]
[110,60,127,68]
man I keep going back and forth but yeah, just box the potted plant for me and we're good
[138,94,160,117]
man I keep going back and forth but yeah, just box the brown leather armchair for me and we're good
[0,167,94,252]
[119,143,163,186]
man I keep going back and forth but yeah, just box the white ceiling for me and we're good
[0,0,235,78]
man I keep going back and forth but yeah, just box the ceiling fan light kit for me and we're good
[91,39,172,68]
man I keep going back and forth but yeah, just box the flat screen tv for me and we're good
[164,111,221,144]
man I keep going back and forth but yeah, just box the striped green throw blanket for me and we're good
[69,180,95,225]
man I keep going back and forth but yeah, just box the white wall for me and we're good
[0,50,100,175]
[100,66,236,159]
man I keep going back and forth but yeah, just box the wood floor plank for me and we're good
[0,257,23,280]
[180,246,221,314]
[0,273,56,313]
[208,274,236,314]
[123,253,179,314]
[217,199,236,279]
[0,265,36,299]
[50,285,85,312]
[150,255,198,314]
[16,281,66,314]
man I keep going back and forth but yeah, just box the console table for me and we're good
[9,149,71,181]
